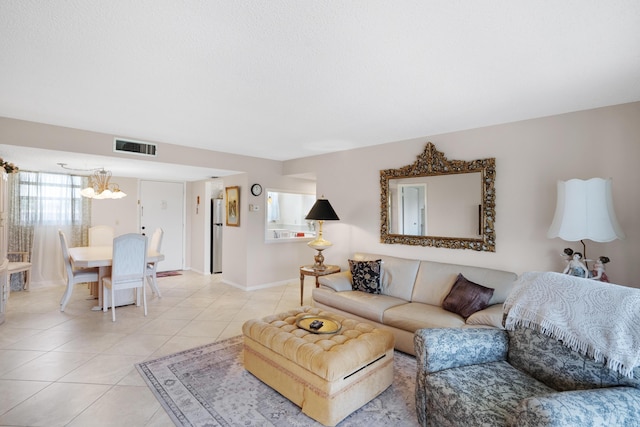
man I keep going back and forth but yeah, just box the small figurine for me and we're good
[309,319,324,330]
[590,256,610,282]
[562,251,589,278]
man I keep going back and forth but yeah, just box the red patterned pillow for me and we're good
[442,273,495,319]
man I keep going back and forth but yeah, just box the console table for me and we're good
[299,265,340,305]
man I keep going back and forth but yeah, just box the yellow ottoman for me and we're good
[242,306,395,426]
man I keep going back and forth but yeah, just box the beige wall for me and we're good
[284,102,640,287]
[187,180,204,273]
[220,171,316,289]
[0,116,311,288]
[2,101,638,288]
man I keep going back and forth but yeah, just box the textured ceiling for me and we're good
[1,1,640,168]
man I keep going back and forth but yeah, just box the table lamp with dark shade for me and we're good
[305,197,340,270]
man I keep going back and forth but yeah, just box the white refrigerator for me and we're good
[211,198,223,273]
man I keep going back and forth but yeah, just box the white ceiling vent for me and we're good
[113,138,157,157]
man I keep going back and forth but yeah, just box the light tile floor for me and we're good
[0,271,307,426]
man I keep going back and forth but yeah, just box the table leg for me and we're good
[300,272,304,306]
[92,266,108,311]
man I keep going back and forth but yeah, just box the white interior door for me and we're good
[140,180,184,271]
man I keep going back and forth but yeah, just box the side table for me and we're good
[299,265,340,305]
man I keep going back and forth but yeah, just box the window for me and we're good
[7,171,91,289]
[13,172,88,226]
[265,190,316,241]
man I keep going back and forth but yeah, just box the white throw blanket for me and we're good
[504,271,640,378]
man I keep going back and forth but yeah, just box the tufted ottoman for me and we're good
[242,306,395,426]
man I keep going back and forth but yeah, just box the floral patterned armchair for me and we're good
[414,327,640,426]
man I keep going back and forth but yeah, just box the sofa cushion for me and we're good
[442,273,494,319]
[311,288,407,323]
[411,260,517,306]
[383,302,465,331]
[353,253,419,301]
[507,327,640,391]
[509,387,640,426]
[348,259,381,294]
[423,360,555,427]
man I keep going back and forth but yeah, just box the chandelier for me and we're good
[58,163,127,199]
[81,168,127,199]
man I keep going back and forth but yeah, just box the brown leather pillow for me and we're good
[442,273,495,319]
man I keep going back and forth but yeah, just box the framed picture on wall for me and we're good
[226,186,240,226]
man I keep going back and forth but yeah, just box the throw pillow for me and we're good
[465,304,503,328]
[442,273,495,319]
[349,259,382,294]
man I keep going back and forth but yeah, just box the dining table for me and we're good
[68,245,164,311]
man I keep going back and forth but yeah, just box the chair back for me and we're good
[111,233,147,283]
[149,228,164,252]
[89,225,115,246]
[58,230,74,279]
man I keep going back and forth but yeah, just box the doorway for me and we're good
[139,180,185,271]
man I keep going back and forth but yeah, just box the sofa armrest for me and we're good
[465,303,505,328]
[511,387,640,426]
[317,271,353,292]
[414,328,508,374]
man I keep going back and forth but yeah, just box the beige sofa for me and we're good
[312,253,518,355]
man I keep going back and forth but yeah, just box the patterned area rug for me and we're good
[136,336,419,426]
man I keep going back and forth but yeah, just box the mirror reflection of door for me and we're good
[398,184,426,236]
[388,172,482,238]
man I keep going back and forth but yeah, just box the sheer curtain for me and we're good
[7,171,90,290]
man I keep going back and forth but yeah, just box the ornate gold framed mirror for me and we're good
[380,142,496,251]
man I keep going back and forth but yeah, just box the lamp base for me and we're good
[313,249,327,270]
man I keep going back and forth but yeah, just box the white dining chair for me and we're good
[146,228,164,297]
[88,225,115,246]
[59,230,99,312]
[103,233,148,321]
[8,251,32,291]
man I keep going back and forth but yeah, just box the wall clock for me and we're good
[251,183,263,196]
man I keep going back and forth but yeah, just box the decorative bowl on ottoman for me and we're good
[242,306,395,426]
